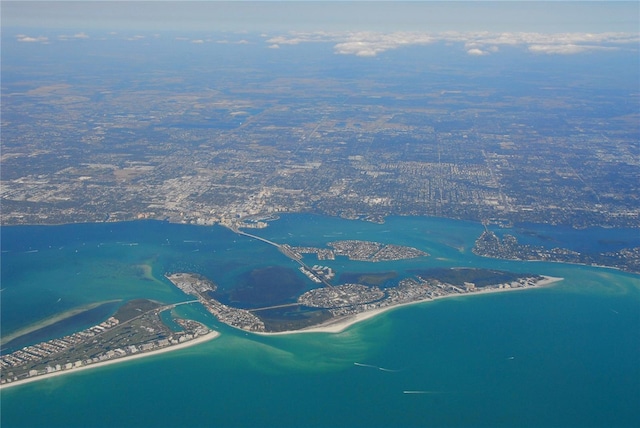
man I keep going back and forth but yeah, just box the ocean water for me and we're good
[1,215,639,428]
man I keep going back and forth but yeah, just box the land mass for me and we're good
[473,229,640,274]
[0,299,216,388]
[166,269,560,334]
[2,33,638,233]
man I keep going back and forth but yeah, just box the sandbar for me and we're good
[256,275,563,336]
[0,331,220,390]
[1,300,121,346]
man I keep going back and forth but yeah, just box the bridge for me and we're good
[247,302,300,313]
[170,300,200,308]
[235,230,281,248]
[156,300,201,314]
[226,225,334,288]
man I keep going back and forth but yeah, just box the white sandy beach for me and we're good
[256,275,564,336]
[0,331,220,390]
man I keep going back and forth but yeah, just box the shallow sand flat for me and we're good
[0,331,220,390]
[256,276,564,336]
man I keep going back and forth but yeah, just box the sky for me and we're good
[3,1,639,33]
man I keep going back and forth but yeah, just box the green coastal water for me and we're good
[1,215,639,427]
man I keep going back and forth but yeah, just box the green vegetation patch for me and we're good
[339,271,398,287]
[254,306,334,332]
[113,299,163,323]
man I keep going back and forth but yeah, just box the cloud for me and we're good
[465,41,491,56]
[16,34,48,43]
[13,29,635,55]
[215,39,250,45]
[266,31,340,46]
[466,48,487,56]
[265,30,639,57]
[458,31,635,55]
[527,44,617,55]
[335,43,379,57]
[58,32,90,41]
[337,32,433,56]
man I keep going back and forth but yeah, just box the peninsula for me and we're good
[474,229,640,274]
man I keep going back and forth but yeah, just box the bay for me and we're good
[1,215,639,427]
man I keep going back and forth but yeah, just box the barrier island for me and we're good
[166,269,562,334]
[0,299,217,388]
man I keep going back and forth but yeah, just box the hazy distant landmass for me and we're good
[1,32,638,233]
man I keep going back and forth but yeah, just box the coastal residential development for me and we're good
[300,274,551,320]
[166,273,266,332]
[167,269,555,333]
[283,240,428,263]
[473,229,640,274]
[0,299,212,386]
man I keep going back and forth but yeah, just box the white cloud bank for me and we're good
[12,30,638,56]
[266,31,639,57]
[16,34,49,43]
[333,32,433,57]
[466,48,488,56]
[57,32,90,41]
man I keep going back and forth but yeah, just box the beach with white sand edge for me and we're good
[256,275,564,335]
[0,331,220,390]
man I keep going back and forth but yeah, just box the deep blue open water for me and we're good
[1,215,639,427]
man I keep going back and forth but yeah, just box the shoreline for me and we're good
[256,275,564,336]
[0,331,220,390]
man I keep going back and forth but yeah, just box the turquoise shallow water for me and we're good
[1,216,639,428]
